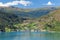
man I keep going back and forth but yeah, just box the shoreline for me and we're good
[0,29,60,33]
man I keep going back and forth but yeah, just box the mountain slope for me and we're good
[38,9,60,31]
[0,7,60,32]
[0,11,23,32]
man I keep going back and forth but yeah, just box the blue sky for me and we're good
[0,0,60,8]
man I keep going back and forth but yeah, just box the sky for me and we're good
[0,0,60,8]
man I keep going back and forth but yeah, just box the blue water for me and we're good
[0,32,60,40]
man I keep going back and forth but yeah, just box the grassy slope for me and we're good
[38,9,60,31]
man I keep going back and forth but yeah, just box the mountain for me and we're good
[0,6,57,18]
[0,6,60,32]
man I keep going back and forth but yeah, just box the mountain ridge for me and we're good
[0,6,59,18]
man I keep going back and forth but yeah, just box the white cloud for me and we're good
[43,1,55,6]
[47,1,53,5]
[19,1,31,6]
[0,0,32,7]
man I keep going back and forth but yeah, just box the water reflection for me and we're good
[0,32,60,40]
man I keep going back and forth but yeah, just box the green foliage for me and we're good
[5,27,11,32]
[27,22,37,30]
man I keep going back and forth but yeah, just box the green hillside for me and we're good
[0,7,60,32]
[0,11,23,32]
